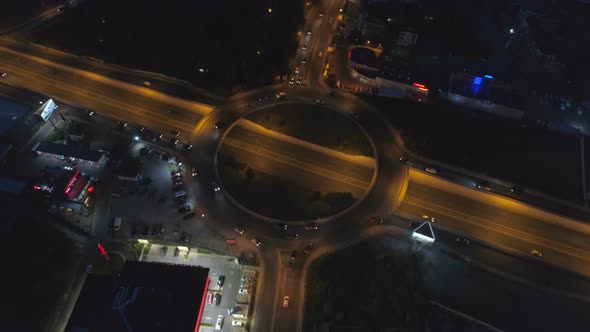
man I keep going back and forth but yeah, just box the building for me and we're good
[0,177,27,195]
[66,261,210,332]
[34,141,106,166]
[445,73,528,120]
[0,96,31,141]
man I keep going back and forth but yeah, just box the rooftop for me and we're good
[67,261,210,332]
[0,97,30,136]
[35,141,104,162]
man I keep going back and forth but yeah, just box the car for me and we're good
[212,181,221,192]
[276,92,286,99]
[174,247,180,256]
[1,72,6,77]
[214,293,222,306]
[206,292,213,305]
[531,249,542,257]
[143,80,151,86]
[172,175,183,182]
[191,168,198,177]
[217,275,225,287]
[241,276,250,282]
[304,243,313,254]
[369,216,384,223]
[233,226,245,234]
[232,320,244,327]
[251,238,261,247]
[183,143,192,151]
[283,296,290,308]
[319,10,325,17]
[169,130,180,137]
[214,121,227,129]
[476,182,492,191]
[275,222,288,230]
[238,288,248,295]
[228,306,241,315]
[302,44,308,51]
[295,68,300,74]
[456,237,470,246]
[306,30,312,35]
[214,314,224,330]
[328,90,336,96]
[160,246,167,256]
[300,58,307,64]
[289,79,295,85]
[510,185,522,193]
[305,222,318,230]
[291,250,297,260]
[425,167,437,174]
[315,99,325,105]
[422,214,435,222]
[285,233,299,240]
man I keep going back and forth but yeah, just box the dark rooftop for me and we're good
[0,97,30,136]
[66,261,210,332]
[35,141,104,162]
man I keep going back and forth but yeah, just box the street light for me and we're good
[509,28,514,34]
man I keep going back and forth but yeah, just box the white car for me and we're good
[239,288,248,295]
[251,238,261,247]
[425,168,437,174]
[283,296,289,308]
[214,315,224,330]
[232,320,244,326]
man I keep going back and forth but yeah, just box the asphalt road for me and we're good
[400,169,590,277]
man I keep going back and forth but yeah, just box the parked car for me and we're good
[232,320,244,327]
[160,246,167,256]
[214,314,224,330]
[227,306,241,315]
[214,293,222,306]
[174,247,180,256]
[304,243,313,254]
[239,288,248,295]
[206,292,213,305]
[217,275,225,287]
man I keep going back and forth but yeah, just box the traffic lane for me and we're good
[0,59,200,141]
[408,170,590,240]
[399,184,590,277]
[274,250,301,332]
[219,142,370,199]
[405,180,590,250]
[0,46,213,115]
[0,38,221,105]
[226,124,376,182]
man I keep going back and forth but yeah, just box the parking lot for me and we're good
[144,244,258,331]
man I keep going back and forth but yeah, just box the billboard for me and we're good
[38,99,56,122]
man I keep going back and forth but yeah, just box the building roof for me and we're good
[35,141,104,162]
[66,261,210,332]
[0,97,30,136]
[349,47,378,67]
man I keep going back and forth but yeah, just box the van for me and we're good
[114,217,122,231]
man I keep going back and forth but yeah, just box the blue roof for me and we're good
[0,97,30,135]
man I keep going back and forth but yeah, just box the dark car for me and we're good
[369,216,384,223]
[305,222,318,230]
[275,222,288,230]
[172,175,183,182]
[178,204,191,213]
[214,121,227,129]
[169,130,180,136]
[170,169,181,176]
[174,247,180,256]
[291,250,297,260]
[214,293,222,305]
[217,275,225,287]
[304,243,313,254]
[285,233,299,240]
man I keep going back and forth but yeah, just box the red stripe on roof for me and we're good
[194,276,210,332]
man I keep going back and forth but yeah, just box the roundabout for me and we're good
[215,102,377,221]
